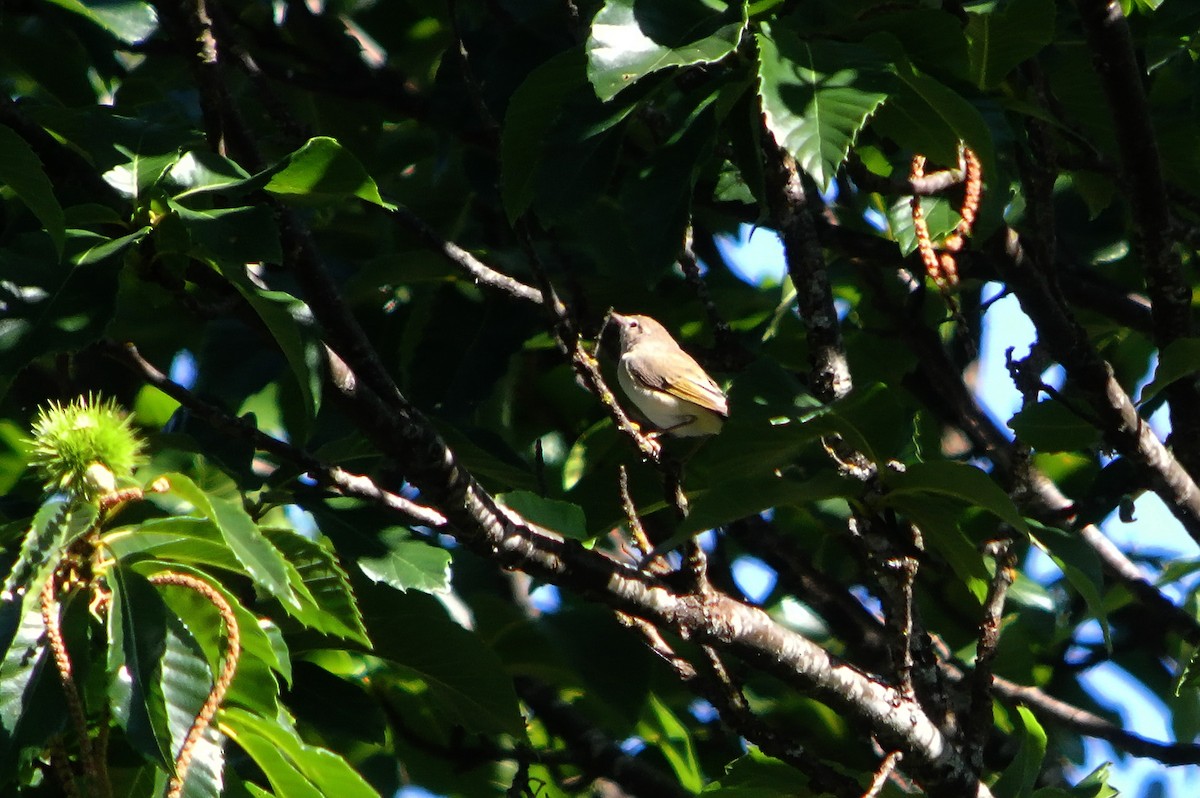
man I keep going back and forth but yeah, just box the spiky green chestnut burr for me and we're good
[28,395,146,501]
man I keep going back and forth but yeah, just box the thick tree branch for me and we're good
[761,139,851,402]
[987,674,1200,766]
[861,264,1200,647]
[997,229,1200,545]
[324,360,988,796]
[1074,0,1200,474]
[622,617,867,798]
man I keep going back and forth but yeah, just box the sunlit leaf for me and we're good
[43,0,158,43]
[153,474,296,608]
[586,0,746,102]
[262,527,370,645]
[222,707,379,797]
[355,528,452,595]
[264,137,392,208]
[993,706,1048,798]
[107,564,175,770]
[757,28,893,190]
[638,694,703,792]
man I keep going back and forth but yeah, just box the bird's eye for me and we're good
[629,320,639,329]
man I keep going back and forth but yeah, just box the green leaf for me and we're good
[882,460,1030,535]
[1139,338,1200,404]
[887,195,962,257]
[364,589,524,736]
[102,148,179,204]
[498,490,588,539]
[70,226,153,266]
[637,694,703,792]
[1028,520,1111,650]
[105,517,244,573]
[263,137,392,208]
[261,528,370,645]
[0,591,67,765]
[756,29,893,191]
[170,203,283,265]
[1033,764,1116,798]
[154,474,296,608]
[356,528,452,594]
[965,0,1055,90]
[865,37,997,181]
[0,123,65,256]
[1008,400,1100,452]
[0,251,121,398]
[681,470,858,536]
[586,0,746,102]
[167,150,254,199]
[703,746,810,796]
[502,49,591,222]
[107,564,175,770]
[222,707,380,798]
[885,493,990,602]
[43,0,158,44]
[1,497,94,601]
[138,560,288,717]
[160,608,227,798]
[993,705,1048,798]
[208,274,321,439]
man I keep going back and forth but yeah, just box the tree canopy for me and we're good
[2,0,1200,796]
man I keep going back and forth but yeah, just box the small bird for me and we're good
[610,312,729,438]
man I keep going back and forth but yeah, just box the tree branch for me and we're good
[996,228,1200,546]
[966,541,1016,772]
[761,138,851,402]
[1074,0,1200,474]
[101,341,448,529]
[324,358,988,795]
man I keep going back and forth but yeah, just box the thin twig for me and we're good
[392,206,551,308]
[618,466,668,574]
[861,751,902,798]
[101,341,447,529]
[895,550,918,701]
[989,673,1200,765]
[966,541,1016,770]
[679,229,733,348]
[445,0,499,135]
[847,153,966,196]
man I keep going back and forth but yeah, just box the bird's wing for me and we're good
[625,354,729,418]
